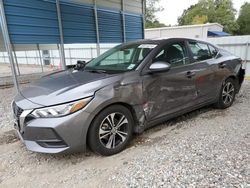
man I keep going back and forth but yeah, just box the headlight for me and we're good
[31,97,92,118]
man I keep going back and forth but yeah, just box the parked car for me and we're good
[12,38,245,156]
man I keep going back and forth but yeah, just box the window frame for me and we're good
[151,40,192,68]
[187,40,219,63]
[208,44,218,58]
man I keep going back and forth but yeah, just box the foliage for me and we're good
[145,0,166,28]
[192,15,208,24]
[236,2,250,35]
[178,0,239,34]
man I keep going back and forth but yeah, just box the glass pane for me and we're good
[154,42,189,67]
[209,45,218,57]
[86,44,157,72]
[189,42,212,61]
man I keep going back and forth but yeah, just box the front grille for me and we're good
[13,102,23,119]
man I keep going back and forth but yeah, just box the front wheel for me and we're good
[87,105,133,156]
[215,78,236,109]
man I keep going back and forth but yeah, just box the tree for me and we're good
[178,0,239,34]
[145,0,166,28]
[237,2,250,35]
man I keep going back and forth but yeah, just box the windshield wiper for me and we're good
[86,69,107,74]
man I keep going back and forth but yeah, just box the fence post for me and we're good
[68,48,72,65]
[90,47,93,59]
[245,42,249,62]
[24,51,28,64]
[51,50,55,67]
[37,44,44,73]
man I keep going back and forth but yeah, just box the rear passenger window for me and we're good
[188,41,212,61]
[208,45,218,58]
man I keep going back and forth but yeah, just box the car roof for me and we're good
[121,37,218,49]
[124,37,212,45]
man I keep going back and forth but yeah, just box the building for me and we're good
[145,23,229,39]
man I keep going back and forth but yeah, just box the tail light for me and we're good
[240,59,246,69]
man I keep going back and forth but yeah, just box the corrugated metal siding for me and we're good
[3,0,144,44]
[60,2,96,43]
[97,9,123,43]
[97,0,121,11]
[69,0,143,14]
[125,13,143,41]
[124,0,142,14]
[3,0,60,44]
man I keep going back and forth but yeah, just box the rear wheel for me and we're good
[88,105,133,156]
[215,78,236,109]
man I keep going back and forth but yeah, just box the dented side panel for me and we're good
[83,71,146,133]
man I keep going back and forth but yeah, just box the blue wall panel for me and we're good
[3,0,144,44]
[125,14,143,41]
[60,2,97,43]
[97,9,123,43]
[4,0,60,44]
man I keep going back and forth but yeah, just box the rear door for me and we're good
[187,40,218,103]
[142,40,198,121]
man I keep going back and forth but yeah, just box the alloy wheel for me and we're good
[222,82,235,105]
[99,112,129,149]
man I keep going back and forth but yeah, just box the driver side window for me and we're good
[153,42,190,67]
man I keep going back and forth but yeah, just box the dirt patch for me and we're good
[0,130,18,145]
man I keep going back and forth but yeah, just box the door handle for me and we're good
[186,71,196,78]
[219,63,226,68]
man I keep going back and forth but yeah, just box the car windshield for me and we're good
[85,43,157,73]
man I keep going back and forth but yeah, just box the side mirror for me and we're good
[148,61,171,73]
[75,60,86,70]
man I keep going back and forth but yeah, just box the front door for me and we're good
[142,40,198,121]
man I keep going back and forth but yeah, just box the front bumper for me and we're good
[13,104,94,154]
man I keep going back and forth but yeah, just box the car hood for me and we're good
[18,70,120,107]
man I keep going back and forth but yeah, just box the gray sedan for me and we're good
[12,38,245,155]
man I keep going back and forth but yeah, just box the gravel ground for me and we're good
[0,82,249,187]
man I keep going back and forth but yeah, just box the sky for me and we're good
[155,0,250,26]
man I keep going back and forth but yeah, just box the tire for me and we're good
[87,105,133,156]
[215,78,237,109]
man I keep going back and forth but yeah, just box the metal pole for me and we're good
[56,0,66,70]
[24,51,28,64]
[245,42,249,61]
[12,44,20,75]
[51,50,55,67]
[142,0,145,39]
[90,47,93,59]
[121,0,126,42]
[0,0,19,92]
[37,44,44,72]
[94,0,100,56]
[68,48,72,65]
